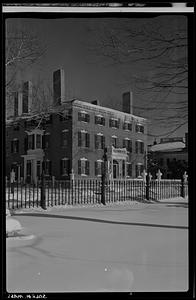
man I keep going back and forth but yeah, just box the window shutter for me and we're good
[130,140,132,152]
[78,131,82,147]
[141,142,144,154]
[86,114,90,123]
[95,161,98,176]
[49,161,52,175]
[86,161,90,175]
[95,116,97,124]
[16,140,19,152]
[136,141,138,153]
[42,135,45,149]
[67,159,71,175]
[109,119,112,127]
[136,125,138,132]
[117,119,120,128]
[101,136,105,149]
[32,135,35,150]
[128,123,132,131]
[116,138,118,148]
[136,165,138,177]
[78,112,82,121]
[102,118,105,126]
[95,135,98,149]
[24,136,28,151]
[60,160,63,175]
[78,160,81,175]
[11,141,13,153]
[101,161,104,175]
[86,133,90,148]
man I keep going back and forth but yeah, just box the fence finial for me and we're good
[156,169,162,181]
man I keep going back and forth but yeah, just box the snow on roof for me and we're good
[150,141,185,152]
[73,99,147,123]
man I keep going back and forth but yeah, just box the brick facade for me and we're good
[6,99,147,182]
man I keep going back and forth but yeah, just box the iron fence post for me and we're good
[101,147,107,205]
[180,176,185,198]
[146,173,150,201]
[40,170,47,209]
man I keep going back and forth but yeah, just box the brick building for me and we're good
[6,69,147,183]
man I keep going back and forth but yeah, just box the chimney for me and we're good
[22,81,32,114]
[53,69,65,106]
[91,100,100,106]
[122,91,133,114]
[14,91,24,117]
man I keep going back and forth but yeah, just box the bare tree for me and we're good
[5,26,46,116]
[87,17,188,137]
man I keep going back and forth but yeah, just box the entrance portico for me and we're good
[108,146,128,179]
[22,149,44,184]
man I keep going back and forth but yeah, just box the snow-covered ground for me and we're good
[6,199,188,292]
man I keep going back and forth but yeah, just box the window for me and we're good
[109,118,120,128]
[136,124,144,133]
[95,160,104,176]
[78,111,90,122]
[59,110,71,122]
[123,139,132,152]
[160,158,164,166]
[123,122,132,131]
[78,131,90,148]
[111,136,118,148]
[43,134,50,149]
[95,134,105,149]
[95,115,105,126]
[135,141,144,154]
[78,159,90,176]
[61,130,69,147]
[61,158,70,176]
[44,160,51,176]
[167,158,170,166]
[36,161,41,178]
[136,164,144,178]
[27,135,35,150]
[13,124,20,131]
[36,134,42,148]
[127,163,132,177]
[11,139,19,153]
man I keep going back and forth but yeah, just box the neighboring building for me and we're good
[6,70,147,183]
[149,135,188,179]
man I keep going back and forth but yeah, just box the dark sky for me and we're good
[6,15,188,143]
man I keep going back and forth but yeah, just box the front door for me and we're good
[113,160,119,179]
[26,160,32,183]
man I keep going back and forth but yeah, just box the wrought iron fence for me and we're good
[6,178,188,210]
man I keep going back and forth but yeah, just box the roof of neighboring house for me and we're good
[150,141,186,152]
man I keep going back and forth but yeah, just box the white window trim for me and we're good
[112,135,117,138]
[96,114,103,118]
[13,138,18,141]
[62,157,69,160]
[80,157,88,161]
[124,137,130,140]
[62,129,69,132]
[97,159,103,162]
[97,132,103,136]
[80,110,87,114]
[81,129,87,133]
